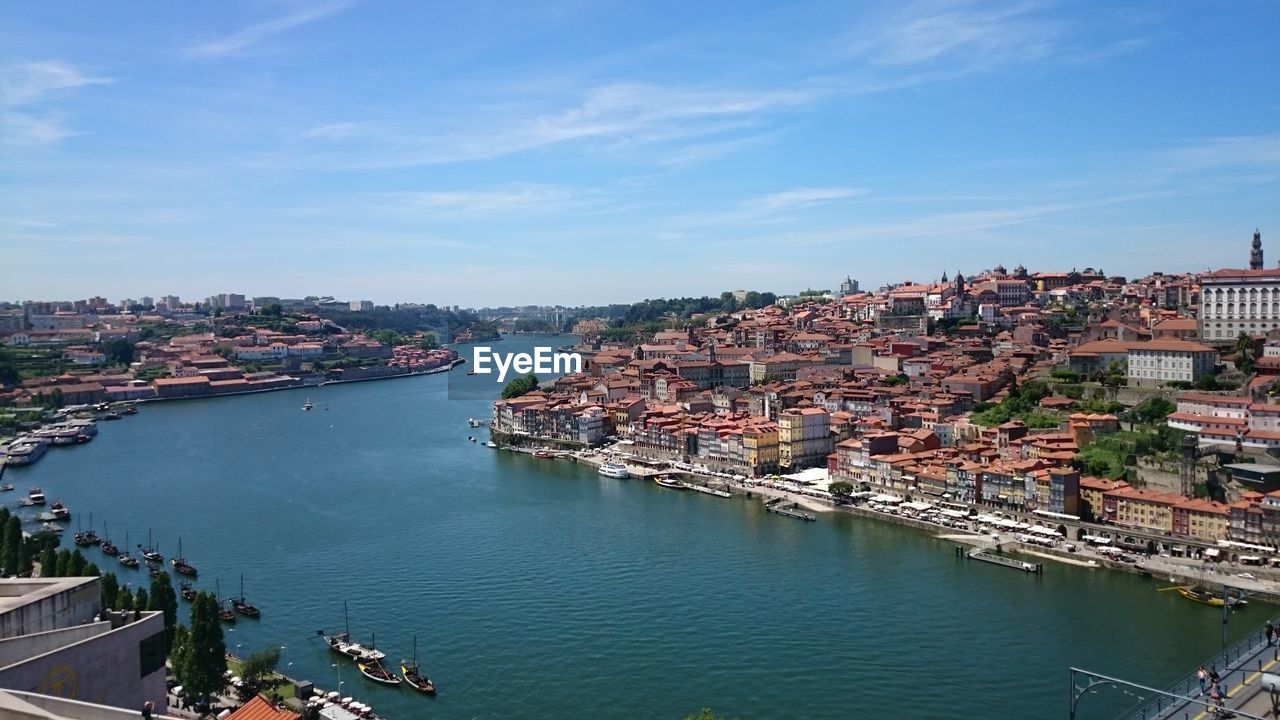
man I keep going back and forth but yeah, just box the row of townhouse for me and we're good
[491,394,606,446]
[1166,392,1280,449]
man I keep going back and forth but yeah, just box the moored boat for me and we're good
[170,537,197,577]
[0,483,12,492]
[49,500,70,521]
[654,475,686,489]
[231,574,260,617]
[118,532,140,568]
[179,582,196,602]
[358,659,401,686]
[1176,585,1226,607]
[324,602,385,662]
[27,487,46,506]
[303,399,314,411]
[598,462,630,479]
[401,635,436,695]
[533,450,553,459]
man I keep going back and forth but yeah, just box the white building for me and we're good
[1126,340,1217,387]
[350,300,374,312]
[1198,267,1280,342]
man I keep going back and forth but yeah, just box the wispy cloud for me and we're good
[300,121,378,141]
[675,185,869,229]
[0,61,111,146]
[1,61,112,106]
[854,1,1061,69]
[184,2,350,59]
[1161,133,1280,172]
[376,184,587,217]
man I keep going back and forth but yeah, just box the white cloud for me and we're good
[378,184,584,217]
[856,1,1061,68]
[755,186,868,211]
[1,112,79,146]
[300,121,378,141]
[1,61,112,106]
[184,2,350,59]
[1162,133,1280,172]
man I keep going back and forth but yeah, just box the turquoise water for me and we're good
[4,335,1252,719]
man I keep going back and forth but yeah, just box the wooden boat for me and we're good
[655,475,686,489]
[401,635,436,695]
[118,532,139,568]
[215,580,236,623]
[140,529,162,563]
[170,537,197,577]
[324,602,385,662]
[74,532,92,547]
[358,658,401,686]
[231,574,260,617]
[49,500,71,521]
[179,582,196,602]
[1159,584,1227,607]
[100,522,118,556]
[533,450,553,459]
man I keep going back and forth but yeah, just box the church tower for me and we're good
[1251,229,1264,270]
[954,272,965,297]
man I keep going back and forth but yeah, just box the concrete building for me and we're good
[777,407,832,469]
[0,577,166,714]
[349,300,374,312]
[1199,236,1280,342]
[1125,340,1217,387]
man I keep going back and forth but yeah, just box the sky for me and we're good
[1,1,1278,308]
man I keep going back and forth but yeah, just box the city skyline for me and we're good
[2,1,1278,305]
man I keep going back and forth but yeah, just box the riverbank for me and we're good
[497,445,1280,603]
[141,358,464,404]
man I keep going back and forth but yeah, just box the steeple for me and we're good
[1252,229,1264,270]
[941,271,948,283]
[954,271,965,297]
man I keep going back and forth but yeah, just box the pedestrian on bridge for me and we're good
[1267,620,1275,646]
[1198,666,1209,695]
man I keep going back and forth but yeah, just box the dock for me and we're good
[960,539,1043,574]
[764,497,816,521]
[687,484,732,498]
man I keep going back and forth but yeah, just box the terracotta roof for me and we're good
[224,696,300,720]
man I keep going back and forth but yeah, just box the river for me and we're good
[4,335,1251,719]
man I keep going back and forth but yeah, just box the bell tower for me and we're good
[1251,229,1263,270]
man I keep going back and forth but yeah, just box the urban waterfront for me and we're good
[4,337,1259,719]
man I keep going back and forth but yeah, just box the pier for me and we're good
[687,483,732,498]
[764,497,816,521]
[959,539,1043,574]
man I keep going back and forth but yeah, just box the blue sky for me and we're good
[1,1,1277,307]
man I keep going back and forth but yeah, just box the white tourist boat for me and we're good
[598,462,630,479]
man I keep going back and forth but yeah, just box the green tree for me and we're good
[101,572,119,610]
[17,536,36,576]
[174,591,228,706]
[829,481,854,498]
[0,347,20,386]
[68,549,87,577]
[134,586,149,611]
[116,586,135,610]
[1236,332,1257,373]
[101,338,136,366]
[149,572,180,644]
[53,549,71,577]
[240,646,281,694]
[501,373,540,399]
[38,545,56,578]
[1,516,19,574]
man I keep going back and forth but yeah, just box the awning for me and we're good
[1204,548,1221,557]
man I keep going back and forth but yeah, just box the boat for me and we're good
[41,522,64,534]
[533,450,553,459]
[118,532,140,568]
[5,440,49,466]
[74,531,92,547]
[1172,585,1227,607]
[231,574,260,617]
[0,483,12,492]
[655,475,686,489]
[401,635,436,695]
[100,523,118,556]
[358,657,402,686]
[49,500,70,521]
[27,488,46,506]
[215,580,236,623]
[140,529,162,563]
[303,399,314,411]
[324,601,386,663]
[170,537,197,577]
[122,404,138,415]
[179,582,196,602]
[598,462,630,479]
[485,441,497,448]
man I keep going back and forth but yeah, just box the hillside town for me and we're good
[492,231,1280,548]
[0,295,459,408]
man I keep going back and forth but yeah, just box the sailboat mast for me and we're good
[344,600,350,636]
